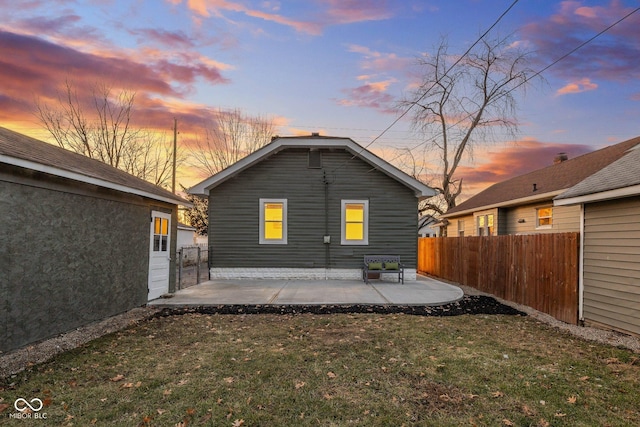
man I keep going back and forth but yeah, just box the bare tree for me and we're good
[36,81,177,188]
[399,35,538,215]
[190,108,275,176]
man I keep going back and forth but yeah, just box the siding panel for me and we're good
[209,148,418,270]
[582,197,640,336]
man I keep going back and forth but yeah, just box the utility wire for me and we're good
[330,0,521,173]
[397,4,640,162]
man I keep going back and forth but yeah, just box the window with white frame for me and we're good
[341,200,369,245]
[536,207,553,228]
[477,214,495,236]
[457,220,465,237]
[259,199,287,244]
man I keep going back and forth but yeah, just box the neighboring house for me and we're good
[441,137,640,237]
[555,142,640,336]
[189,134,435,281]
[177,223,199,248]
[418,214,439,237]
[0,127,187,352]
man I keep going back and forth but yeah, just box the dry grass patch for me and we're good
[1,313,639,426]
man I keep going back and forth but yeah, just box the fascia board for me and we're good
[554,184,640,206]
[189,138,436,198]
[1,155,190,207]
[441,190,563,218]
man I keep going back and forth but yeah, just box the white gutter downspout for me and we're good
[578,204,585,323]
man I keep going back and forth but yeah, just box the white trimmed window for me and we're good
[536,207,553,228]
[259,199,287,244]
[341,200,369,245]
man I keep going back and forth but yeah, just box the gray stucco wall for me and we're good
[208,148,419,270]
[0,167,177,352]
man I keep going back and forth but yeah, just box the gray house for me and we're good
[555,140,640,336]
[0,127,187,352]
[189,134,435,281]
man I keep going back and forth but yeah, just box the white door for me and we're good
[148,211,171,300]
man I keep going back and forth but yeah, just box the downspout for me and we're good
[578,204,585,324]
[323,170,330,280]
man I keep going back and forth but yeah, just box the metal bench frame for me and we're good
[362,255,404,284]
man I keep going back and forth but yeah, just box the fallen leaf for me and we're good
[232,419,245,427]
[157,409,166,415]
[0,403,10,413]
[579,376,590,381]
[224,377,234,384]
[327,371,336,378]
[555,412,567,417]
[110,374,125,382]
[163,389,172,396]
[567,395,577,404]
[491,391,504,398]
[121,382,134,388]
[502,419,514,426]
[295,381,306,389]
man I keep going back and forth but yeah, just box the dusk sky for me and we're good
[2,0,640,199]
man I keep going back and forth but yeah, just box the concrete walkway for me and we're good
[149,275,463,307]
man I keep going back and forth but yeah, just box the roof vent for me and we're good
[311,132,320,137]
[554,152,568,164]
[532,183,537,192]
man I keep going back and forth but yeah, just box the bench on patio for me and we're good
[362,255,404,284]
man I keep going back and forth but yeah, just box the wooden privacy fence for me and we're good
[418,233,580,324]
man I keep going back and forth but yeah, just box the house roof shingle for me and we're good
[189,134,436,199]
[555,143,640,203]
[443,136,640,217]
[0,127,188,206]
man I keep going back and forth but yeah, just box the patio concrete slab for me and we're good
[149,275,463,307]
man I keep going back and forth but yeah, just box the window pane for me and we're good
[264,221,283,239]
[154,218,161,234]
[488,215,494,227]
[161,218,168,235]
[161,236,168,251]
[153,235,160,251]
[478,216,485,227]
[345,204,364,222]
[538,208,552,218]
[345,222,364,240]
[539,217,552,226]
[264,203,283,221]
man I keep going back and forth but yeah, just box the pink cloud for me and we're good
[0,30,229,131]
[522,1,640,82]
[172,0,392,35]
[335,80,396,113]
[454,139,594,194]
[556,77,598,95]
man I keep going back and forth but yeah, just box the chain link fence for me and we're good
[176,245,209,290]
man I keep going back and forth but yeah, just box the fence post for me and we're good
[178,247,183,290]
[196,246,201,284]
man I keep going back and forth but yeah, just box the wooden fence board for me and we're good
[418,233,579,324]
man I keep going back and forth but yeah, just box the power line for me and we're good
[331,0,521,173]
[399,4,640,162]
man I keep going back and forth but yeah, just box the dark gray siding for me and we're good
[208,148,419,269]
[0,166,177,352]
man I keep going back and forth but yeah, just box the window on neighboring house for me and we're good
[259,199,287,244]
[536,207,553,228]
[477,214,495,236]
[341,200,369,245]
[457,220,465,237]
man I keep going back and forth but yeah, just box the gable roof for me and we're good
[442,136,640,218]
[188,135,436,199]
[0,127,188,206]
[555,143,640,206]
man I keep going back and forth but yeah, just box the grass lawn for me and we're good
[1,312,639,426]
